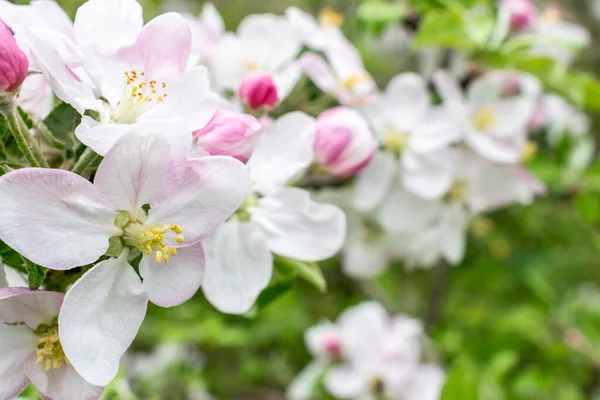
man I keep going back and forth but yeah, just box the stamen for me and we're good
[35,325,69,371]
[123,222,184,264]
[473,106,495,131]
[112,69,168,124]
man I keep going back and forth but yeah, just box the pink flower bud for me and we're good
[193,109,262,163]
[238,71,278,111]
[0,21,28,93]
[314,107,377,177]
[502,0,537,31]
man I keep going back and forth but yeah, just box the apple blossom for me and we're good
[313,107,377,177]
[0,288,104,400]
[300,32,376,107]
[192,109,262,162]
[201,112,345,314]
[238,71,279,110]
[212,13,303,103]
[289,302,445,400]
[22,0,218,155]
[0,126,250,386]
[0,20,28,94]
[285,6,344,50]
[432,69,537,164]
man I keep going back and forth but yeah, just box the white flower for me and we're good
[201,112,346,314]
[183,2,224,66]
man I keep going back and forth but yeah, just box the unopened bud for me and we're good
[238,71,278,111]
[314,107,377,177]
[0,21,28,94]
[193,109,262,163]
[502,0,537,31]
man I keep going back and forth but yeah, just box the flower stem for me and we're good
[71,147,100,175]
[35,120,65,150]
[1,107,43,168]
[15,111,49,167]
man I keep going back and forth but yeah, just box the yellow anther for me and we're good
[169,248,177,256]
[124,222,184,265]
[520,140,538,163]
[448,180,468,203]
[155,251,164,264]
[319,7,344,27]
[176,235,184,244]
[341,73,369,91]
[383,127,408,154]
[163,254,169,263]
[36,326,68,372]
[473,106,495,131]
[171,224,183,234]
[45,359,52,372]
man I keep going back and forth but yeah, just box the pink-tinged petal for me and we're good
[26,28,97,115]
[324,366,369,398]
[24,353,59,400]
[74,0,143,56]
[141,66,219,132]
[139,243,205,307]
[338,301,389,362]
[351,151,396,212]
[57,365,104,400]
[118,12,190,80]
[299,52,336,92]
[147,156,250,244]
[202,219,273,314]
[0,169,116,270]
[253,187,346,261]
[94,126,191,216]
[0,325,36,400]
[17,73,54,119]
[247,112,316,195]
[378,186,441,234]
[402,148,456,200]
[59,256,148,387]
[0,289,63,329]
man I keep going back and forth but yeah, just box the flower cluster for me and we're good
[0,0,594,397]
[288,302,445,400]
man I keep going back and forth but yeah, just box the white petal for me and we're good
[59,256,148,387]
[351,151,396,212]
[402,148,455,200]
[202,219,273,314]
[324,366,369,398]
[139,243,205,307]
[439,204,468,265]
[74,117,133,157]
[378,185,441,233]
[0,289,63,329]
[0,325,36,400]
[287,361,327,400]
[24,354,60,400]
[147,156,250,244]
[299,52,337,92]
[94,126,190,215]
[253,187,346,261]
[74,0,143,56]
[466,131,521,164]
[274,61,302,101]
[384,73,430,128]
[405,365,446,400]
[432,70,464,105]
[0,169,116,270]
[247,112,316,195]
[142,66,219,132]
[409,107,463,152]
[56,365,105,400]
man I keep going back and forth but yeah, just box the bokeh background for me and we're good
[13,0,600,399]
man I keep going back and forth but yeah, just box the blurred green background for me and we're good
[11,0,600,399]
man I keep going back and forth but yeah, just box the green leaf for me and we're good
[441,357,480,400]
[23,259,47,290]
[43,102,81,145]
[575,192,600,226]
[274,256,327,292]
[255,280,295,310]
[357,0,407,23]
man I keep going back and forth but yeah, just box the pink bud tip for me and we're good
[502,0,537,31]
[314,107,377,177]
[238,71,279,111]
[0,21,29,93]
[193,109,262,163]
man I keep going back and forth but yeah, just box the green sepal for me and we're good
[24,259,46,290]
[114,210,130,229]
[105,236,125,258]
[274,255,327,293]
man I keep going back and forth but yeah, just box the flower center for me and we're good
[383,127,408,155]
[520,140,538,163]
[543,5,562,22]
[340,72,370,92]
[112,70,168,124]
[36,325,69,372]
[473,105,495,131]
[123,223,184,264]
[319,7,344,28]
[245,61,262,73]
[448,180,468,203]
